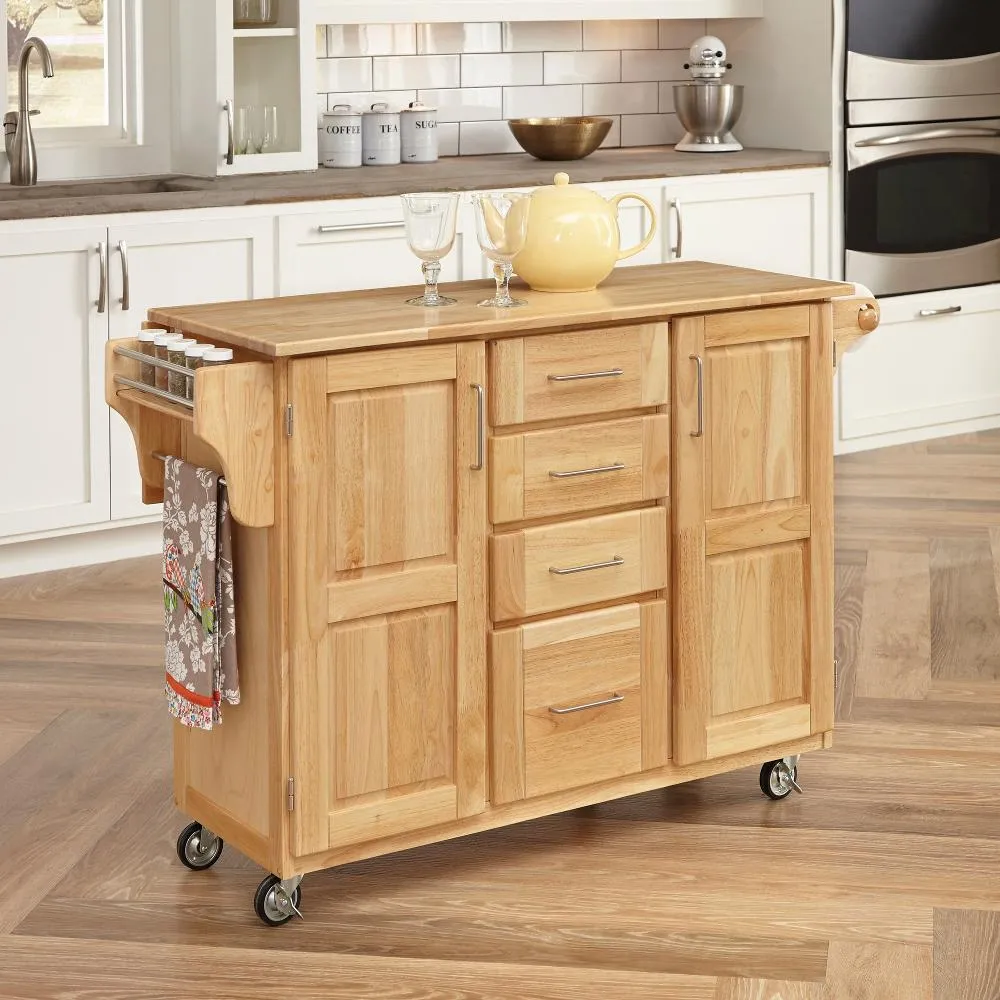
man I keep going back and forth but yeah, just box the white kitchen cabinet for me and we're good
[172,0,317,178]
[107,217,276,519]
[278,199,469,295]
[665,167,830,279]
[0,224,110,538]
[836,284,1000,454]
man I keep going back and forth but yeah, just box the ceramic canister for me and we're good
[319,104,362,168]
[362,102,401,166]
[400,101,438,163]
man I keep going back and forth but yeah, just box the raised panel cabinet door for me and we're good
[0,223,110,541]
[672,307,835,766]
[107,216,275,521]
[288,343,488,857]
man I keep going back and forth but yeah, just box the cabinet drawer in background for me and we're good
[490,600,669,804]
[490,324,668,427]
[491,508,667,621]
[490,415,669,524]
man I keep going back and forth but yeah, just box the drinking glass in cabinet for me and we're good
[400,192,461,307]
[472,192,531,309]
[233,0,277,27]
[235,106,254,155]
[254,105,279,154]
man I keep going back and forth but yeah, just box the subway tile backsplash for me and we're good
[317,19,706,157]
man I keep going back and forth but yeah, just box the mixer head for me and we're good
[684,35,732,81]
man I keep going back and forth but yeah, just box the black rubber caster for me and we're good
[759,759,801,801]
[254,874,303,926]
[176,821,224,870]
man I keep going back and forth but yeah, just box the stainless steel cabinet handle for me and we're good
[855,127,1000,148]
[918,305,962,318]
[471,383,485,471]
[97,241,107,314]
[118,240,130,311]
[549,462,626,479]
[549,693,625,716]
[317,222,398,234]
[549,555,625,576]
[548,368,624,383]
[224,99,234,165]
[690,354,704,438]
[671,199,684,259]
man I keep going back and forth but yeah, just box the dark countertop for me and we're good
[0,146,830,222]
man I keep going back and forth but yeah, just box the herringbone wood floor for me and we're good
[4,432,1000,998]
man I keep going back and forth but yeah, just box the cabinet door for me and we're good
[667,169,830,278]
[288,343,488,857]
[107,216,275,520]
[672,306,834,766]
[0,224,110,539]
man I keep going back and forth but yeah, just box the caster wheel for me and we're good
[176,821,224,871]
[254,874,303,927]
[760,759,800,801]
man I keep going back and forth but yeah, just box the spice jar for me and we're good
[137,329,157,386]
[167,339,197,397]
[201,348,234,367]
[184,343,215,401]
[153,332,183,390]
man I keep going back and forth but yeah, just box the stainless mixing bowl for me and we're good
[673,83,744,143]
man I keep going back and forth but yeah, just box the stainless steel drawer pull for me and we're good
[548,368,624,383]
[549,693,625,716]
[918,305,962,318]
[549,555,624,576]
[317,222,398,234]
[549,462,626,479]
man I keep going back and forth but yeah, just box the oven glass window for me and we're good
[848,153,1000,255]
[848,0,1000,61]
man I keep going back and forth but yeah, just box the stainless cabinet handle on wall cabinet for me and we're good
[224,99,234,165]
[549,693,625,716]
[317,222,398,234]
[671,199,684,259]
[548,368,624,382]
[549,555,625,576]
[549,462,626,479]
[97,242,107,314]
[690,354,704,438]
[918,305,962,318]
[118,240,130,311]
[471,383,485,471]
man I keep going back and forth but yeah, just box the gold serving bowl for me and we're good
[507,116,614,161]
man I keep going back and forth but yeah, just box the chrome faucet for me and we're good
[3,37,55,186]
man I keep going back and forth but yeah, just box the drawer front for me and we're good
[490,415,670,524]
[491,508,668,621]
[490,601,668,803]
[490,324,669,426]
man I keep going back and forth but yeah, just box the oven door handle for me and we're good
[854,126,1000,148]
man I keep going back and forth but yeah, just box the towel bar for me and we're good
[153,451,227,487]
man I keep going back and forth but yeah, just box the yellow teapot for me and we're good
[511,172,658,293]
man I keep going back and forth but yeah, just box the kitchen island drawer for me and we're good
[490,414,669,524]
[490,324,668,426]
[490,601,668,803]
[491,508,667,621]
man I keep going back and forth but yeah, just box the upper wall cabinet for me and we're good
[173,0,317,177]
[315,0,763,23]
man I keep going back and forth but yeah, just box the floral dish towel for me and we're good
[162,457,239,730]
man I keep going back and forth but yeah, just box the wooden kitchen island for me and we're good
[106,261,877,926]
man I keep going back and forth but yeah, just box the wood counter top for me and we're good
[148,262,856,358]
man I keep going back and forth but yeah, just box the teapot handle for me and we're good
[611,193,658,261]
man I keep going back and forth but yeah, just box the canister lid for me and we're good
[202,348,234,362]
[185,343,215,358]
[325,103,361,117]
[402,100,436,113]
[364,101,398,115]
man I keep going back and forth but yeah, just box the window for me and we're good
[4,0,139,144]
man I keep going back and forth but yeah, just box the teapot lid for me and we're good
[534,171,604,204]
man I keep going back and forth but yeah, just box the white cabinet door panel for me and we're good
[107,216,275,520]
[0,225,109,539]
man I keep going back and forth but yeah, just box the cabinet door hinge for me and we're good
[834,658,840,689]
[285,403,294,437]
[286,776,295,812]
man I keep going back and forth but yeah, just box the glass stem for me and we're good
[493,261,513,307]
[422,259,442,305]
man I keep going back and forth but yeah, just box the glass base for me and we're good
[406,294,458,307]
[477,297,527,309]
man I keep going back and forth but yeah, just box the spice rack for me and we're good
[105,336,275,527]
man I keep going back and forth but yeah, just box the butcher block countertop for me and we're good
[0,147,830,221]
[148,261,856,358]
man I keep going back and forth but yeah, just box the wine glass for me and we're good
[472,192,531,309]
[400,192,461,307]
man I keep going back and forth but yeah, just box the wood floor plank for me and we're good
[834,558,865,721]
[933,909,1000,1000]
[824,941,932,1000]
[715,980,823,1000]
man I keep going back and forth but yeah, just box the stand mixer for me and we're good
[673,35,744,153]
